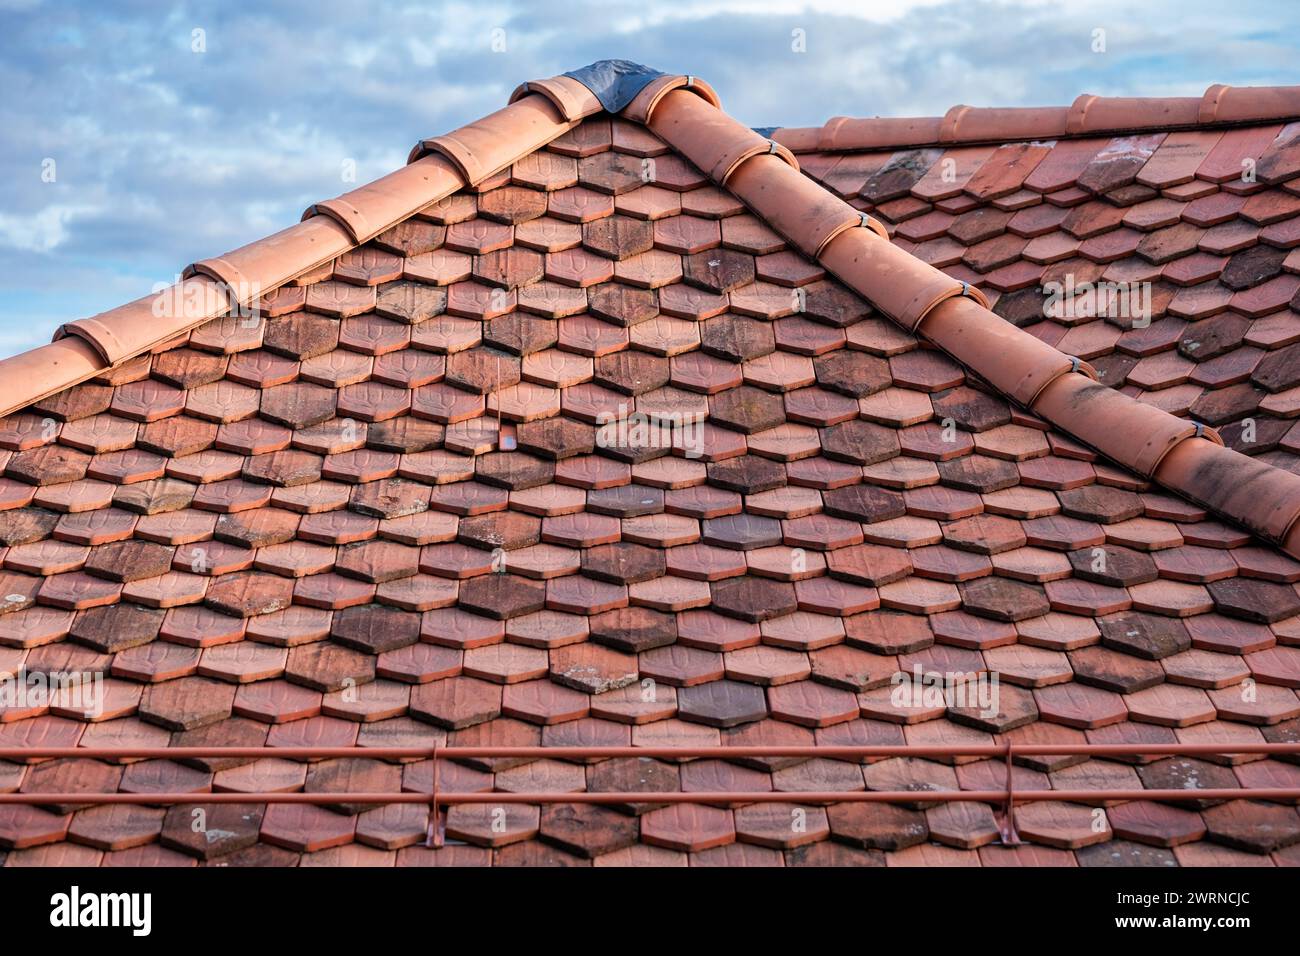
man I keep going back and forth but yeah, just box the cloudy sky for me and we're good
[1,0,1297,357]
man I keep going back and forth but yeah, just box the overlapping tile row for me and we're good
[797,122,1300,475]
[1,116,1299,867]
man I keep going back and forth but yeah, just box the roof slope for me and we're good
[0,64,1298,867]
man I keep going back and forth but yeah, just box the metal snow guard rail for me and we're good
[3,742,1299,847]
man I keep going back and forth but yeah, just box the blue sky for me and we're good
[1,0,1297,357]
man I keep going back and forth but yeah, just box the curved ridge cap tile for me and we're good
[824,115,942,152]
[820,227,983,331]
[56,277,229,366]
[727,153,861,258]
[946,105,1070,144]
[720,140,801,185]
[866,215,890,241]
[813,213,892,259]
[819,116,849,151]
[855,212,889,242]
[419,135,482,185]
[920,296,1074,407]
[0,338,103,418]
[1032,374,1212,478]
[1067,94,1200,135]
[509,75,603,122]
[1065,94,1098,136]
[622,74,721,125]
[188,217,352,301]
[186,256,252,301]
[1204,84,1300,124]
[303,155,463,247]
[646,88,798,185]
[409,94,572,183]
[768,126,820,152]
[55,317,126,366]
[1157,439,1300,550]
[1200,83,1231,124]
[302,198,370,245]
[55,300,156,366]
[939,105,970,143]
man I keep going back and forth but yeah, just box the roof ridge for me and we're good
[623,80,1300,559]
[773,83,1300,153]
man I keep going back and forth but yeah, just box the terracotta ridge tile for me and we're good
[621,74,722,126]
[299,153,464,246]
[0,339,103,421]
[634,82,1300,561]
[410,95,581,185]
[56,276,231,367]
[773,84,1300,154]
[646,93,800,186]
[508,74,606,123]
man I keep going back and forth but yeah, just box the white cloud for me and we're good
[0,204,98,253]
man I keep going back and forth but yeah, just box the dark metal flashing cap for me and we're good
[563,59,666,113]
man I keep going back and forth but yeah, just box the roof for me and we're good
[0,62,1298,867]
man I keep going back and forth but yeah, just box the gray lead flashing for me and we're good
[563,59,665,113]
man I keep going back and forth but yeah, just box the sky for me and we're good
[1,0,1297,357]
